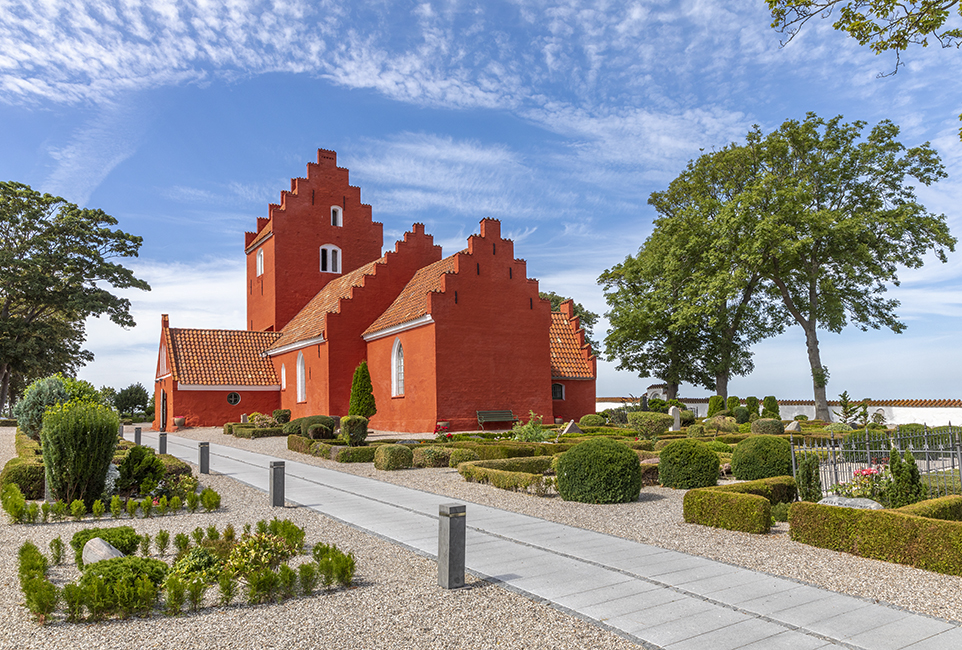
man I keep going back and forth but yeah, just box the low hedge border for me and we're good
[288,435,312,455]
[683,476,798,535]
[0,457,44,500]
[458,456,555,494]
[335,446,376,463]
[233,426,285,439]
[0,418,16,427]
[895,495,962,521]
[223,422,241,435]
[446,441,569,460]
[789,499,962,575]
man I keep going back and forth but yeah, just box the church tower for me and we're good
[244,149,384,332]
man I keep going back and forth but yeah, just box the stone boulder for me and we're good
[561,421,582,435]
[818,495,883,510]
[785,420,802,432]
[82,537,125,567]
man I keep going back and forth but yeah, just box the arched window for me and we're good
[331,206,342,227]
[256,249,264,276]
[320,245,341,273]
[296,352,306,403]
[551,383,565,400]
[392,338,404,397]
[281,364,286,390]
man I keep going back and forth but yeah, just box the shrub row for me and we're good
[789,500,962,575]
[458,457,555,494]
[683,476,797,534]
[895,495,962,521]
[234,426,286,439]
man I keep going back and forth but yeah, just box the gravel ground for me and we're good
[0,427,637,650]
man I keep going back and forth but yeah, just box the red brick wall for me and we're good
[367,325,438,433]
[152,380,280,429]
[552,379,596,424]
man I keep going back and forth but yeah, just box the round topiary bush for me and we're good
[704,415,738,435]
[626,412,673,437]
[555,439,642,504]
[658,440,719,489]
[823,422,853,433]
[686,423,706,438]
[373,444,413,471]
[750,418,785,435]
[733,406,750,424]
[731,435,792,480]
[448,448,480,467]
[706,440,733,453]
[578,413,605,428]
[412,446,451,468]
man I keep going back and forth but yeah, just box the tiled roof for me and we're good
[363,256,458,336]
[165,328,281,385]
[550,312,593,379]
[596,397,962,408]
[246,223,272,251]
[270,260,382,351]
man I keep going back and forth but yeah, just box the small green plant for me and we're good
[25,502,40,524]
[264,518,306,552]
[205,525,220,541]
[169,495,182,512]
[49,537,65,565]
[228,533,295,576]
[223,524,236,543]
[126,499,139,519]
[888,447,925,508]
[1,483,27,523]
[192,527,205,545]
[134,574,157,617]
[174,532,191,554]
[142,498,153,518]
[707,395,725,417]
[140,533,152,557]
[22,576,59,624]
[510,411,549,442]
[91,499,105,520]
[110,495,123,519]
[246,568,279,604]
[200,488,221,512]
[52,500,68,521]
[70,499,87,521]
[771,501,790,522]
[84,574,115,621]
[157,495,168,516]
[186,578,206,612]
[348,360,377,420]
[186,491,199,513]
[62,582,86,622]
[761,395,780,419]
[40,501,50,523]
[298,562,319,596]
[164,575,185,616]
[277,564,297,600]
[156,530,170,556]
[218,570,237,606]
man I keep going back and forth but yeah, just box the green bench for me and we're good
[477,410,520,430]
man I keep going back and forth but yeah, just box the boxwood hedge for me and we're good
[556,438,642,504]
[658,440,718,489]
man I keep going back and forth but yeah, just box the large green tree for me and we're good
[0,182,150,411]
[539,291,600,352]
[728,114,954,419]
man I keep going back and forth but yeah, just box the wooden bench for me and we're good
[477,410,520,430]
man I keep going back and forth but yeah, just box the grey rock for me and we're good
[640,457,659,465]
[561,421,582,435]
[785,420,802,432]
[818,495,884,510]
[82,537,124,566]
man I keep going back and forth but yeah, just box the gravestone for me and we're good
[668,406,681,432]
[82,538,124,566]
[785,420,802,432]
[818,495,883,510]
[561,420,582,435]
[240,414,248,424]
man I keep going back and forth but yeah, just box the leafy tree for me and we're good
[734,114,954,419]
[41,401,118,507]
[12,375,69,440]
[0,182,149,412]
[98,386,117,408]
[767,1,962,136]
[348,361,376,419]
[539,291,600,351]
[115,383,149,416]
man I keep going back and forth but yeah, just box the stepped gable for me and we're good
[268,259,383,351]
[549,302,594,380]
[164,326,281,386]
[363,255,458,336]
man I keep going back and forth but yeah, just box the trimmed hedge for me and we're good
[458,457,554,493]
[288,435,312,455]
[413,446,452,468]
[307,422,336,440]
[658,440,718,489]
[448,448,480,467]
[731,435,792,480]
[683,476,797,534]
[223,422,241,435]
[447,441,565,460]
[556,438,642,504]
[311,442,335,459]
[71,526,141,568]
[896,495,962,521]
[751,418,785,435]
[789,500,962,575]
[626,411,673,437]
[335,446,377,463]
[374,444,413,470]
[282,415,339,438]
[0,457,45,500]
[272,409,292,424]
[158,454,192,481]
[15,433,42,457]
[579,414,605,427]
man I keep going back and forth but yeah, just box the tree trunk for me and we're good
[0,363,9,416]
[803,324,831,420]
[666,383,679,401]
[714,372,728,401]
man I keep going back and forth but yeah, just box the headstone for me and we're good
[785,420,802,432]
[668,406,681,432]
[640,457,659,465]
[561,420,582,435]
[438,503,466,589]
[818,495,883,510]
[82,537,124,566]
[240,414,248,424]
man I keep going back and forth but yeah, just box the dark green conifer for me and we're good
[348,361,377,419]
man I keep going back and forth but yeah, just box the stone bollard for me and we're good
[270,461,285,507]
[134,427,142,446]
[158,432,167,455]
[199,442,210,474]
[118,422,124,437]
[438,503,466,589]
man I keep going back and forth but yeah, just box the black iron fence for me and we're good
[790,425,962,498]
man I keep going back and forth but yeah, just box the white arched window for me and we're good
[392,338,404,397]
[256,249,264,276]
[296,352,306,403]
[320,245,341,273]
[281,363,286,390]
[331,206,342,227]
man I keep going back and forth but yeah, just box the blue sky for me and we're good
[2,1,961,402]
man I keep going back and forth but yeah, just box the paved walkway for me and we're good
[132,430,961,650]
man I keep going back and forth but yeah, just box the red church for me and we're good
[153,149,596,433]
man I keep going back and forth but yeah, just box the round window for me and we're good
[227,392,241,405]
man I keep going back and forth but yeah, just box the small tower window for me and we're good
[392,338,404,397]
[320,245,341,273]
[256,249,264,276]
[331,206,342,227]
[552,383,565,400]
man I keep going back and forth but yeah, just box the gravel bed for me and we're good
[0,427,637,650]
[169,427,962,623]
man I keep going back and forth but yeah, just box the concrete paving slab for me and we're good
[662,616,790,650]
[772,592,874,628]
[900,625,962,649]
[735,583,827,617]
[705,574,799,606]
[735,630,846,650]
[605,596,731,638]
[580,583,687,620]
[807,605,912,641]
[846,614,957,650]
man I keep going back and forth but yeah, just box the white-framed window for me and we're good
[296,352,306,403]
[552,383,565,400]
[320,245,341,273]
[256,249,264,276]
[281,363,286,390]
[331,206,342,227]
[392,338,404,397]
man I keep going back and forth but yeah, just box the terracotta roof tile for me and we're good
[549,312,593,379]
[363,256,458,336]
[246,223,272,251]
[165,328,281,385]
[270,260,382,350]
